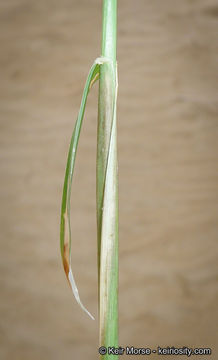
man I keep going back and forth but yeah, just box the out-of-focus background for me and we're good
[0,0,218,359]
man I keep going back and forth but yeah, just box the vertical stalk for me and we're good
[97,0,118,359]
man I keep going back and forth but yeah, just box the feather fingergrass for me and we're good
[60,1,118,358]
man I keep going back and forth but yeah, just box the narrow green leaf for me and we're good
[60,57,109,320]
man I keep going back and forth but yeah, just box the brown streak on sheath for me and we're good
[63,211,70,285]
[89,72,99,90]
[63,243,69,277]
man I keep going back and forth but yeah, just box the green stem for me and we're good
[97,0,118,359]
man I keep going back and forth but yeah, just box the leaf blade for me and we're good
[60,57,110,320]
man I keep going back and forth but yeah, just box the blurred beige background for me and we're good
[0,0,218,359]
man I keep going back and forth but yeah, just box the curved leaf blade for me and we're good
[60,57,109,320]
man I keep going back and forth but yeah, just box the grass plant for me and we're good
[60,1,118,358]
